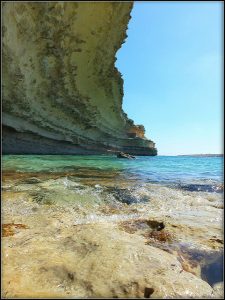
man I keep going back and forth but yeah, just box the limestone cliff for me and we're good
[2,2,157,155]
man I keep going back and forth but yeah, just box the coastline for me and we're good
[2,155,223,298]
[177,154,223,157]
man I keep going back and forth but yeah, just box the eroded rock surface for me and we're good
[2,171,223,298]
[2,2,157,155]
[2,223,213,299]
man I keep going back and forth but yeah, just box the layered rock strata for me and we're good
[2,2,157,155]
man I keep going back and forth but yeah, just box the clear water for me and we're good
[2,155,224,191]
[2,154,224,290]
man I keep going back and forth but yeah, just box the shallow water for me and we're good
[2,154,223,183]
[2,155,224,298]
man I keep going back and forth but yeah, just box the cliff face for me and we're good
[2,2,157,155]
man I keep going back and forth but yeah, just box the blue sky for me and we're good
[116,1,223,155]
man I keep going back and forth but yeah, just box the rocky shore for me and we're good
[2,169,223,298]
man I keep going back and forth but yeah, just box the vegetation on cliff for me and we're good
[2,2,157,155]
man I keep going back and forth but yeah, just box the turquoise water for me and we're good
[2,155,223,191]
[2,154,224,289]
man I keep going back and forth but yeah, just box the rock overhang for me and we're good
[2,2,157,156]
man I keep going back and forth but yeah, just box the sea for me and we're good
[2,154,224,294]
[2,154,223,192]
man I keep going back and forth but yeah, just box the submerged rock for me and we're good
[178,183,223,193]
[20,177,42,184]
[107,187,149,205]
[2,171,223,298]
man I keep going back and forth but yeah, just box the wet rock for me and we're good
[2,223,29,237]
[117,152,136,159]
[20,177,42,184]
[212,282,224,298]
[178,183,223,193]
[2,172,223,298]
[2,224,213,298]
[108,187,149,205]
[147,241,224,288]
[146,220,165,231]
[118,220,147,234]
[209,238,223,245]
[146,230,174,243]
[118,219,165,235]
[30,191,55,205]
[144,287,154,298]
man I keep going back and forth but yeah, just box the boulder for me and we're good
[117,152,135,159]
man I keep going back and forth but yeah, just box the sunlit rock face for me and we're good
[2,2,157,155]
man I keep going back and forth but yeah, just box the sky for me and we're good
[116,1,223,156]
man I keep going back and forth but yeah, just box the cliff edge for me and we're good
[2,2,157,155]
